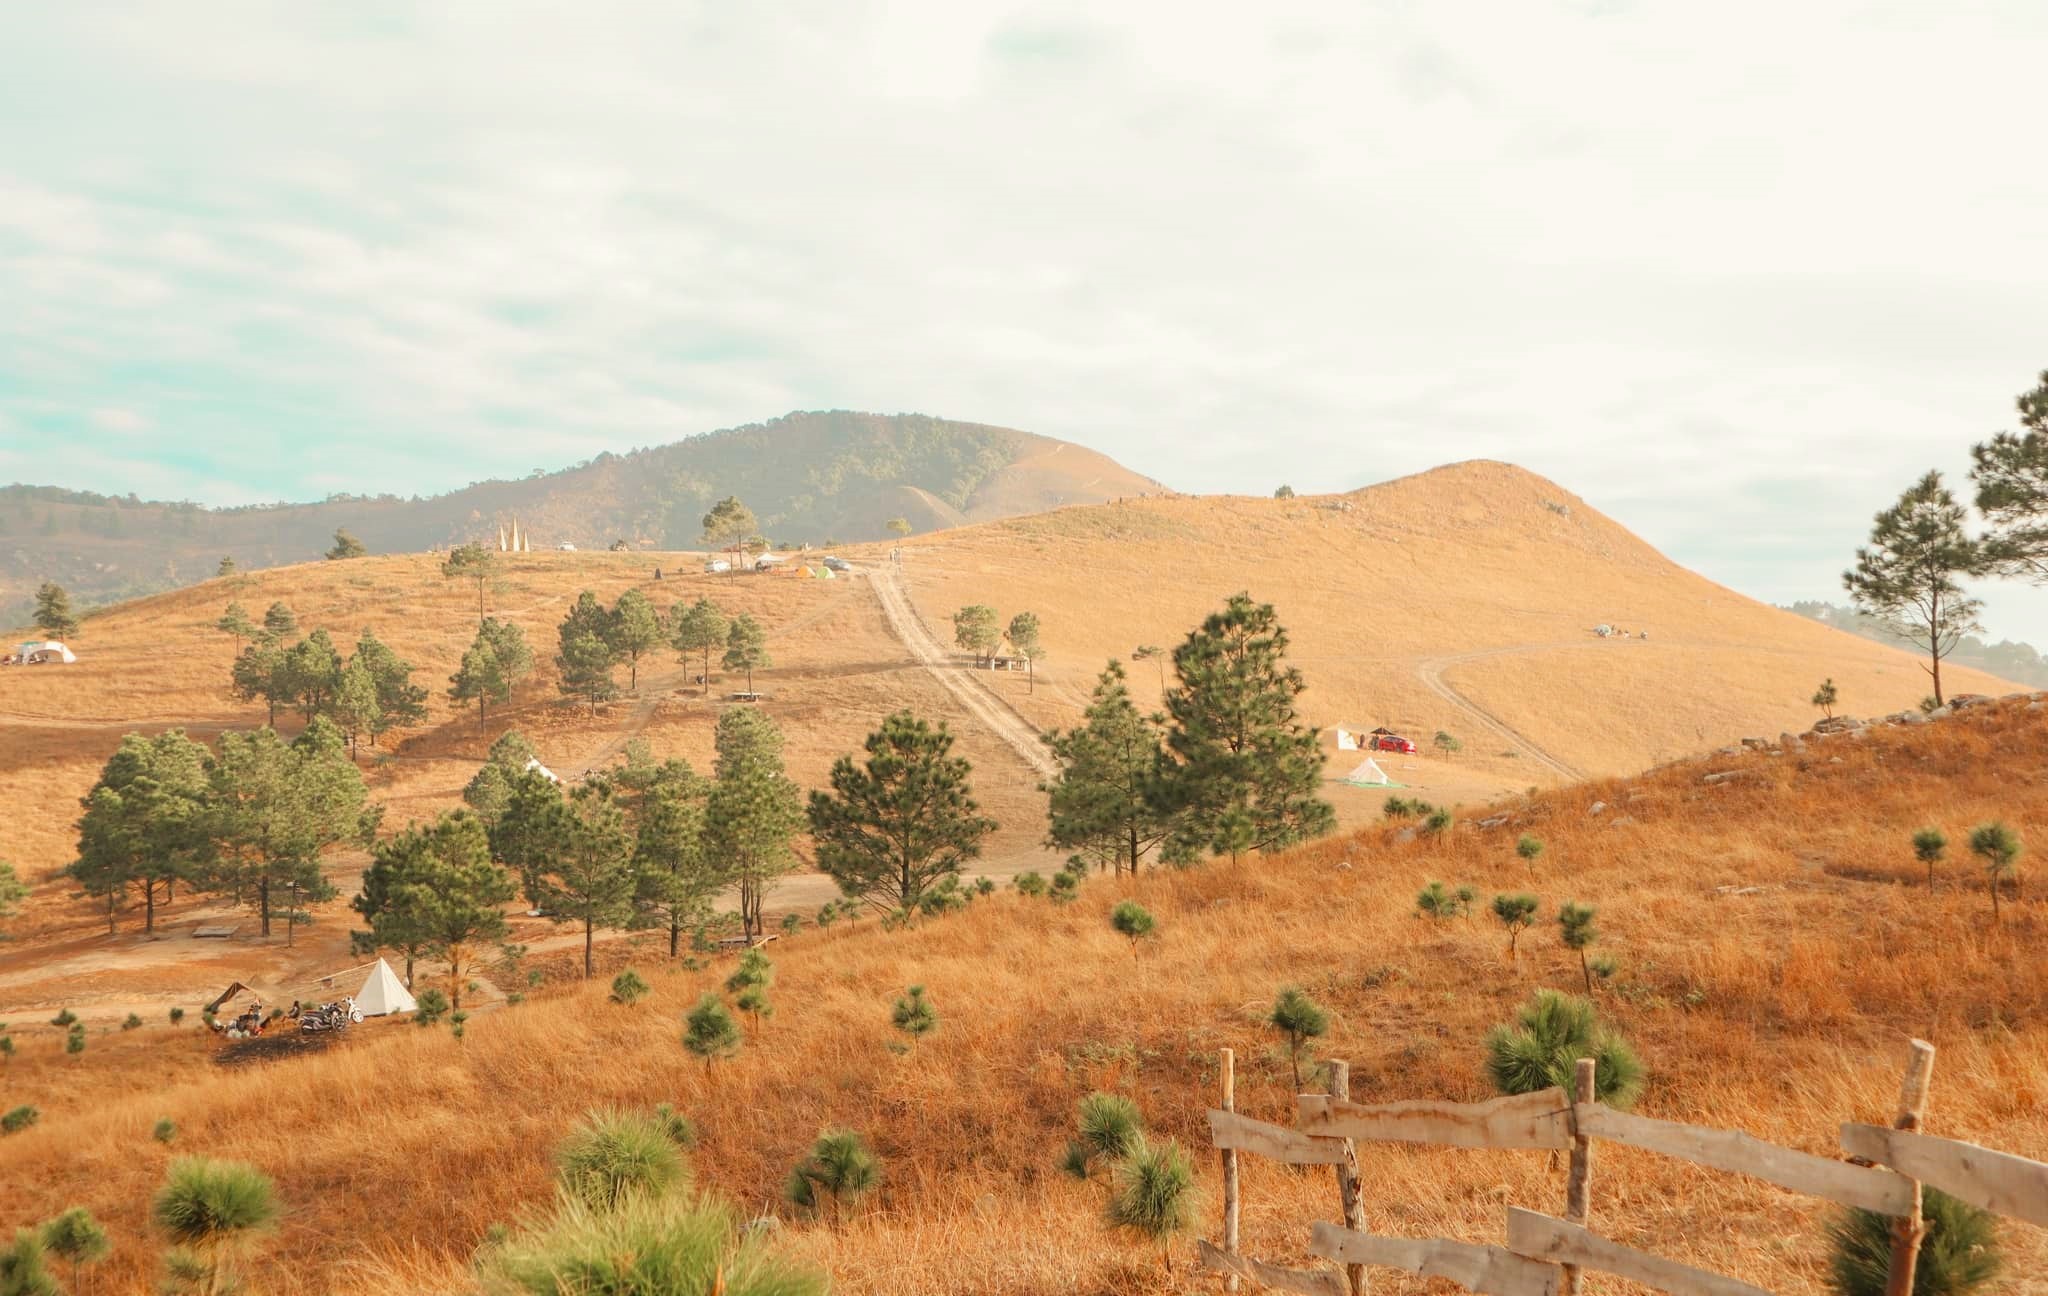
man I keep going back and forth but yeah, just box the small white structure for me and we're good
[1335,727,1359,751]
[355,958,418,1017]
[523,756,561,784]
[1342,757,1395,787]
[13,640,78,664]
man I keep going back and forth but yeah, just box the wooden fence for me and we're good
[1200,1039,2047,1296]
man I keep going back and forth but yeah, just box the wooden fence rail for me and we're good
[1200,1037,2048,1296]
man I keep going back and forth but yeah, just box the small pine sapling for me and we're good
[554,1108,688,1210]
[1071,1092,1143,1178]
[609,969,650,1006]
[1826,1187,2001,1296]
[1558,901,1601,994]
[1106,1136,1199,1275]
[1516,834,1544,864]
[154,1118,177,1144]
[414,988,451,1026]
[1491,893,1540,959]
[1912,827,1948,891]
[1969,822,2022,922]
[1049,870,1080,904]
[1812,677,1839,720]
[1484,989,1644,1107]
[1013,871,1047,897]
[974,877,997,897]
[3,1104,38,1133]
[781,911,802,936]
[66,1023,85,1057]
[50,1008,76,1028]
[652,1104,696,1148]
[890,985,938,1050]
[1110,900,1156,955]
[735,984,773,1034]
[41,1205,111,1293]
[1268,987,1328,1093]
[169,1007,186,1026]
[682,994,741,1073]
[786,1129,880,1224]
[1422,807,1454,843]
[124,1012,144,1030]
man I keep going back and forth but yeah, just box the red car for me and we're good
[1370,733,1417,754]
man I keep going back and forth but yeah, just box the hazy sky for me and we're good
[5,4,2047,635]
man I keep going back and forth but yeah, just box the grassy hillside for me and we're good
[0,411,1165,622]
[892,461,2014,780]
[2,698,2043,1294]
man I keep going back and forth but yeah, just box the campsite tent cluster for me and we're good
[4,640,77,665]
[1332,726,1399,787]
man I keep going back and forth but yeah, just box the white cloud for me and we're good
[3,2,2047,634]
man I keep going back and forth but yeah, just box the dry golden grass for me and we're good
[3,700,2045,1294]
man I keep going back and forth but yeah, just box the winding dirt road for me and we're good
[865,565,1060,781]
[1413,642,1597,782]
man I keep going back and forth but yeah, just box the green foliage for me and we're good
[449,618,532,729]
[1516,834,1545,862]
[781,911,802,935]
[1558,901,1601,993]
[721,613,770,693]
[414,988,452,1026]
[1827,1188,2002,1296]
[707,710,805,942]
[1110,899,1156,948]
[651,1104,696,1149]
[1491,893,1541,956]
[668,597,728,693]
[1105,1137,1198,1252]
[809,711,996,914]
[1422,807,1454,839]
[441,542,498,616]
[1969,821,2022,920]
[951,605,1002,661]
[40,1206,110,1290]
[1842,470,1985,706]
[1273,485,1295,498]
[1432,730,1461,758]
[1484,990,1644,1107]
[785,1130,880,1220]
[68,728,212,936]
[725,947,774,996]
[701,496,759,557]
[1812,677,1839,718]
[886,516,912,537]
[123,1012,143,1030]
[1076,1093,1144,1168]
[1157,594,1334,862]
[207,719,368,941]
[541,788,640,978]
[557,621,620,715]
[154,1118,177,1144]
[478,1192,824,1296]
[64,1024,84,1057]
[49,1008,76,1028]
[555,1109,690,1211]
[0,1228,58,1296]
[890,985,938,1043]
[1414,881,1473,922]
[1269,987,1328,1091]
[215,600,257,647]
[1049,870,1080,903]
[33,581,78,638]
[152,1157,279,1294]
[326,527,366,559]
[1013,871,1047,897]
[1970,368,2048,588]
[2,1105,38,1134]
[1045,662,1174,877]
[261,601,297,642]
[354,810,513,1007]
[169,1005,186,1025]
[1383,795,1418,820]
[683,994,742,1070]
[609,969,650,1006]
[608,589,666,690]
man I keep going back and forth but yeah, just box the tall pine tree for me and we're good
[1044,661,1175,876]
[608,589,665,691]
[809,711,996,914]
[69,730,214,934]
[1843,471,1984,706]
[705,708,803,942]
[1156,594,1333,863]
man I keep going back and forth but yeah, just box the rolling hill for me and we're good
[0,410,1167,623]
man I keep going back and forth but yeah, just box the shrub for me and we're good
[1516,835,1544,863]
[40,1206,110,1291]
[890,985,938,1047]
[1558,901,1601,994]
[123,1013,144,1031]
[478,1193,825,1296]
[151,1157,280,1294]
[610,969,650,1006]
[1968,822,2022,922]
[1013,871,1047,897]
[0,1229,57,1296]
[1110,900,1155,951]
[785,1129,881,1222]
[1269,987,1329,1092]
[974,877,996,897]
[414,988,451,1026]
[682,995,741,1072]
[154,1118,177,1144]
[1484,990,1643,1108]
[1049,870,1080,904]
[49,1009,75,1028]
[64,1024,84,1057]
[1826,1188,2001,1296]
[3,1105,38,1134]
[556,1109,689,1211]
[169,1007,186,1026]
[651,1104,696,1149]
[1075,1093,1144,1171]
[1422,808,1454,840]
[0,1037,15,1061]
[780,912,802,935]
[1491,893,1540,957]
[1912,827,1948,890]
[1106,1137,1198,1268]
[1415,881,1473,922]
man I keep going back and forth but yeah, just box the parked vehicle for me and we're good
[822,556,851,572]
[297,996,363,1033]
[1370,733,1418,754]
[704,559,731,573]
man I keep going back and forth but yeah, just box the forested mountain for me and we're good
[0,411,1164,626]
[1780,599,2048,688]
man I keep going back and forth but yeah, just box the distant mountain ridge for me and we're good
[0,411,1167,626]
[1779,599,2048,689]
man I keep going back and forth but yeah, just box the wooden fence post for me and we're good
[1327,1060,1368,1296]
[1883,1040,1937,1296]
[1222,1047,1240,1293]
[1561,1058,1597,1296]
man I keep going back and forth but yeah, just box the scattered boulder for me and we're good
[1925,706,1952,720]
[1587,801,1607,817]
[1812,715,1863,735]
[1739,736,1769,751]
[1897,710,1929,726]
[1950,693,1992,710]
[1477,815,1509,830]
[1702,770,1748,785]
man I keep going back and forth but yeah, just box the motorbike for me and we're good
[297,996,364,1033]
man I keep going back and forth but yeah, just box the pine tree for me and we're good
[216,556,236,577]
[325,528,366,559]
[1970,368,2048,586]
[632,763,716,959]
[722,613,770,694]
[69,730,213,935]
[786,1130,880,1223]
[1156,594,1334,863]
[669,597,728,695]
[40,1205,110,1294]
[1558,901,1601,994]
[260,602,297,644]
[1007,611,1044,692]
[701,497,759,574]
[540,786,639,978]
[332,657,382,755]
[1912,827,1948,892]
[1827,1187,2002,1296]
[215,601,257,650]
[279,629,345,722]
[351,628,428,741]
[441,542,497,620]
[890,984,937,1047]
[951,605,1001,664]
[206,719,368,940]
[705,710,803,942]
[1269,986,1328,1092]
[230,641,290,726]
[1106,1137,1198,1275]
[1969,822,2022,923]
[608,589,665,690]
[1044,662,1174,877]
[558,631,619,714]
[1484,990,1644,1107]
[1812,678,1839,720]
[1491,893,1540,959]
[450,618,531,730]
[463,731,538,825]
[33,582,78,639]
[355,811,512,1008]
[808,711,996,914]
[1842,471,1984,707]
[683,993,741,1072]
[151,1157,280,1296]
[489,769,571,912]
[1110,900,1155,954]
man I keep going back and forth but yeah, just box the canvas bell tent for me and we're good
[1341,757,1398,787]
[355,958,418,1017]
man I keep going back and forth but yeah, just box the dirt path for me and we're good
[1413,642,1595,782]
[865,565,1060,780]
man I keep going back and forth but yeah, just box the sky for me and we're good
[4,3,2047,636]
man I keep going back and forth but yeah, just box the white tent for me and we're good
[355,958,417,1017]
[15,640,77,664]
[1342,757,1395,787]
[1335,727,1359,751]
[523,756,561,784]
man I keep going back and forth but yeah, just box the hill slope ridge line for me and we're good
[1415,643,1593,781]
[867,565,1059,780]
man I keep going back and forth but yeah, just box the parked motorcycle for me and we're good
[297,996,363,1033]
